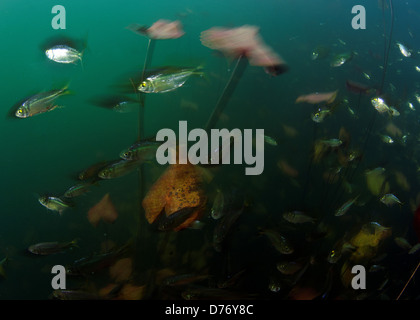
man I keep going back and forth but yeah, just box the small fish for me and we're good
[362,72,371,80]
[371,97,390,114]
[408,102,416,111]
[163,273,210,287]
[310,45,329,61]
[416,66,420,72]
[330,52,353,67]
[97,159,142,179]
[138,66,204,93]
[311,109,331,123]
[380,134,394,144]
[119,140,161,161]
[217,269,246,289]
[321,139,342,147]
[264,135,278,146]
[14,85,71,118]
[268,277,282,292]
[408,243,420,254]
[259,229,294,254]
[51,289,100,300]
[78,161,109,181]
[63,181,97,198]
[45,45,83,65]
[28,239,79,255]
[211,189,225,220]
[89,95,139,113]
[38,195,73,215]
[396,42,411,57]
[394,237,412,251]
[276,261,303,275]
[282,211,316,224]
[335,195,359,216]
[338,39,346,45]
[327,242,355,264]
[155,207,197,231]
[389,107,400,117]
[380,193,402,207]
[416,93,420,104]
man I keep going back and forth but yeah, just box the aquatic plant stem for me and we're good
[396,261,420,300]
[135,38,156,270]
[204,55,248,132]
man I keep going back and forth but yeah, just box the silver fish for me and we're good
[282,211,316,224]
[396,42,411,57]
[380,193,402,207]
[14,85,70,118]
[38,195,72,215]
[335,196,359,216]
[46,45,83,64]
[138,66,204,93]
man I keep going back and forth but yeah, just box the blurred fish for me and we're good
[268,276,282,292]
[321,139,342,147]
[78,161,109,181]
[217,269,246,288]
[163,273,210,287]
[311,45,330,60]
[63,181,98,198]
[408,243,420,254]
[371,97,390,114]
[276,261,303,275]
[67,241,132,276]
[28,239,78,255]
[13,85,71,118]
[415,66,420,72]
[394,237,412,251]
[264,135,277,146]
[389,107,400,117]
[155,207,198,231]
[335,195,359,216]
[327,241,355,264]
[396,42,411,57]
[282,211,316,224]
[415,93,420,104]
[38,195,73,215]
[89,95,139,113]
[362,72,371,80]
[311,108,331,123]
[51,289,100,300]
[259,228,294,254]
[138,66,204,93]
[380,193,402,207]
[295,90,338,104]
[330,52,353,67]
[211,189,225,220]
[345,80,373,95]
[98,159,142,179]
[408,102,415,111]
[380,134,394,144]
[119,139,161,161]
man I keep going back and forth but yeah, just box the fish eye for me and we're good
[141,82,146,87]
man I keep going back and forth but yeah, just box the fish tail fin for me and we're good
[60,82,75,96]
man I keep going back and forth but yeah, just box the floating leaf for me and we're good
[142,163,206,231]
[87,193,118,227]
